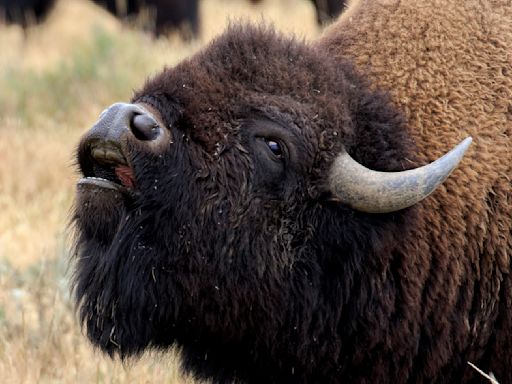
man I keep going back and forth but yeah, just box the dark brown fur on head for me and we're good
[73,24,420,384]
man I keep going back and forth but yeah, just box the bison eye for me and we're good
[265,139,283,159]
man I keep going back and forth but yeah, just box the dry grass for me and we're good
[0,0,318,382]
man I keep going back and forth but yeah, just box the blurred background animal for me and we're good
[251,0,345,25]
[91,0,200,38]
[0,0,55,27]
[311,0,345,25]
[0,0,345,36]
[90,0,345,38]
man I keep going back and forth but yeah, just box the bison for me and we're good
[250,0,346,25]
[312,0,345,25]
[72,0,512,383]
[0,0,55,28]
[92,0,199,38]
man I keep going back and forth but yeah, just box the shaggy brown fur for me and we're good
[320,0,512,381]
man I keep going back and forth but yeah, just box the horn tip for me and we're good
[452,137,472,159]
[460,137,473,149]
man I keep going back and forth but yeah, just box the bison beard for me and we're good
[72,2,512,383]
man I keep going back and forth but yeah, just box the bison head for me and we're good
[72,25,469,382]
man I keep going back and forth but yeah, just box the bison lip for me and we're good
[77,139,137,195]
[77,176,132,194]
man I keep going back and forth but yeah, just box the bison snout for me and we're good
[92,103,164,143]
[77,102,170,190]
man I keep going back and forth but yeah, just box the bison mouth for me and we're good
[77,138,137,197]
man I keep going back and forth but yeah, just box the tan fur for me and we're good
[318,0,512,380]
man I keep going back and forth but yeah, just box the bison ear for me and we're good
[328,137,472,213]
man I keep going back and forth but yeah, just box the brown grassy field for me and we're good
[0,0,319,382]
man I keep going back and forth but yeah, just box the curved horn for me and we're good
[328,137,472,213]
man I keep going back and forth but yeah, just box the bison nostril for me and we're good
[130,112,161,141]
